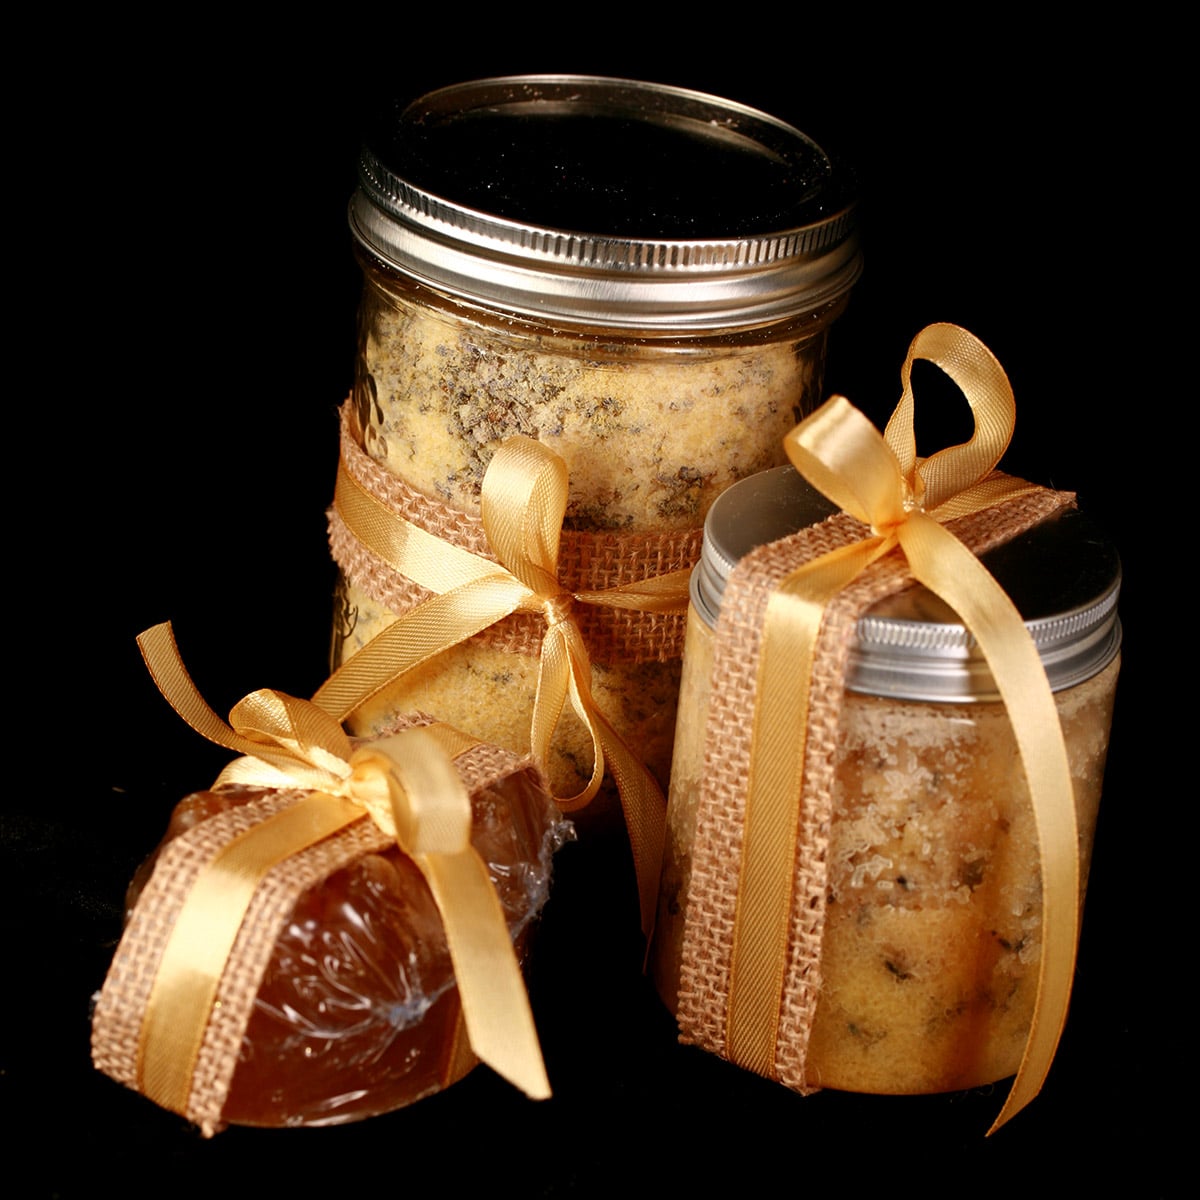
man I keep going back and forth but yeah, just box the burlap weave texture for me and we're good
[329,404,701,665]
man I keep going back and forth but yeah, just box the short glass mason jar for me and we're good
[652,465,1122,1093]
[331,77,862,813]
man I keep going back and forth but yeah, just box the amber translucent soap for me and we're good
[127,772,567,1128]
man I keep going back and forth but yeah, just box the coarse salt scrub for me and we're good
[327,76,861,827]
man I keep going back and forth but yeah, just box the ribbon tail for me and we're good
[138,623,352,788]
[529,622,666,941]
[928,473,1048,524]
[563,621,664,939]
[419,850,551,1099]
[530,625,605,814]
[374,726,550,1099]
[592,707,667,944]
[137,622,259,756]
[900,515,1078,1133]
[574,567,694,612]
[313,577,528,721]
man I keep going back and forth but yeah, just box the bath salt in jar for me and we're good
[652,464,1121,1096]
[329,76,861,818]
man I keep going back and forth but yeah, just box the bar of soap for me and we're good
[126,767,568,1128]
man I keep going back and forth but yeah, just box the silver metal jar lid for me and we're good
[350,76,861,331]
[693,465,1122,703]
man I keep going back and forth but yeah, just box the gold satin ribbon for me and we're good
[135,621,551,1117]
[724,323,1077,1133]
[318,435,692,939]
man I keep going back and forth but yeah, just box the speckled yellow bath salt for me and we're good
[655,603,1118,1092]
[805,665,1115,1092]
[353,275,825,532]
[331,77,860,817]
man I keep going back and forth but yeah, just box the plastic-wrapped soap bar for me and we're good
[93,728,571,1132]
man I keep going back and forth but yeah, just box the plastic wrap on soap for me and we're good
[125,766,571,1129]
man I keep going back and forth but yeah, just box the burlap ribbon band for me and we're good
[329,406,702,665]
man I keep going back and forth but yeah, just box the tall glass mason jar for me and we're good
[331,78,861,822]
[652,465,1122,1093]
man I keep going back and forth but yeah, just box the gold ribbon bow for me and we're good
[725,323,1077,1132]
[135,621,551,1115]
[317,435,692,938]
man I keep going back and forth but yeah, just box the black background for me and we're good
[9,27,1174,1197]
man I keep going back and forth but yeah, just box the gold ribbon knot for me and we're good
[319,434,693,938]
[725,323,1078,1132]
[135,621,551,1116]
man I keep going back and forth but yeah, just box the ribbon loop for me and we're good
[784,396,909,533]
[886,322,1016,513]
[480,435,568,596]
[229,689,355,782]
